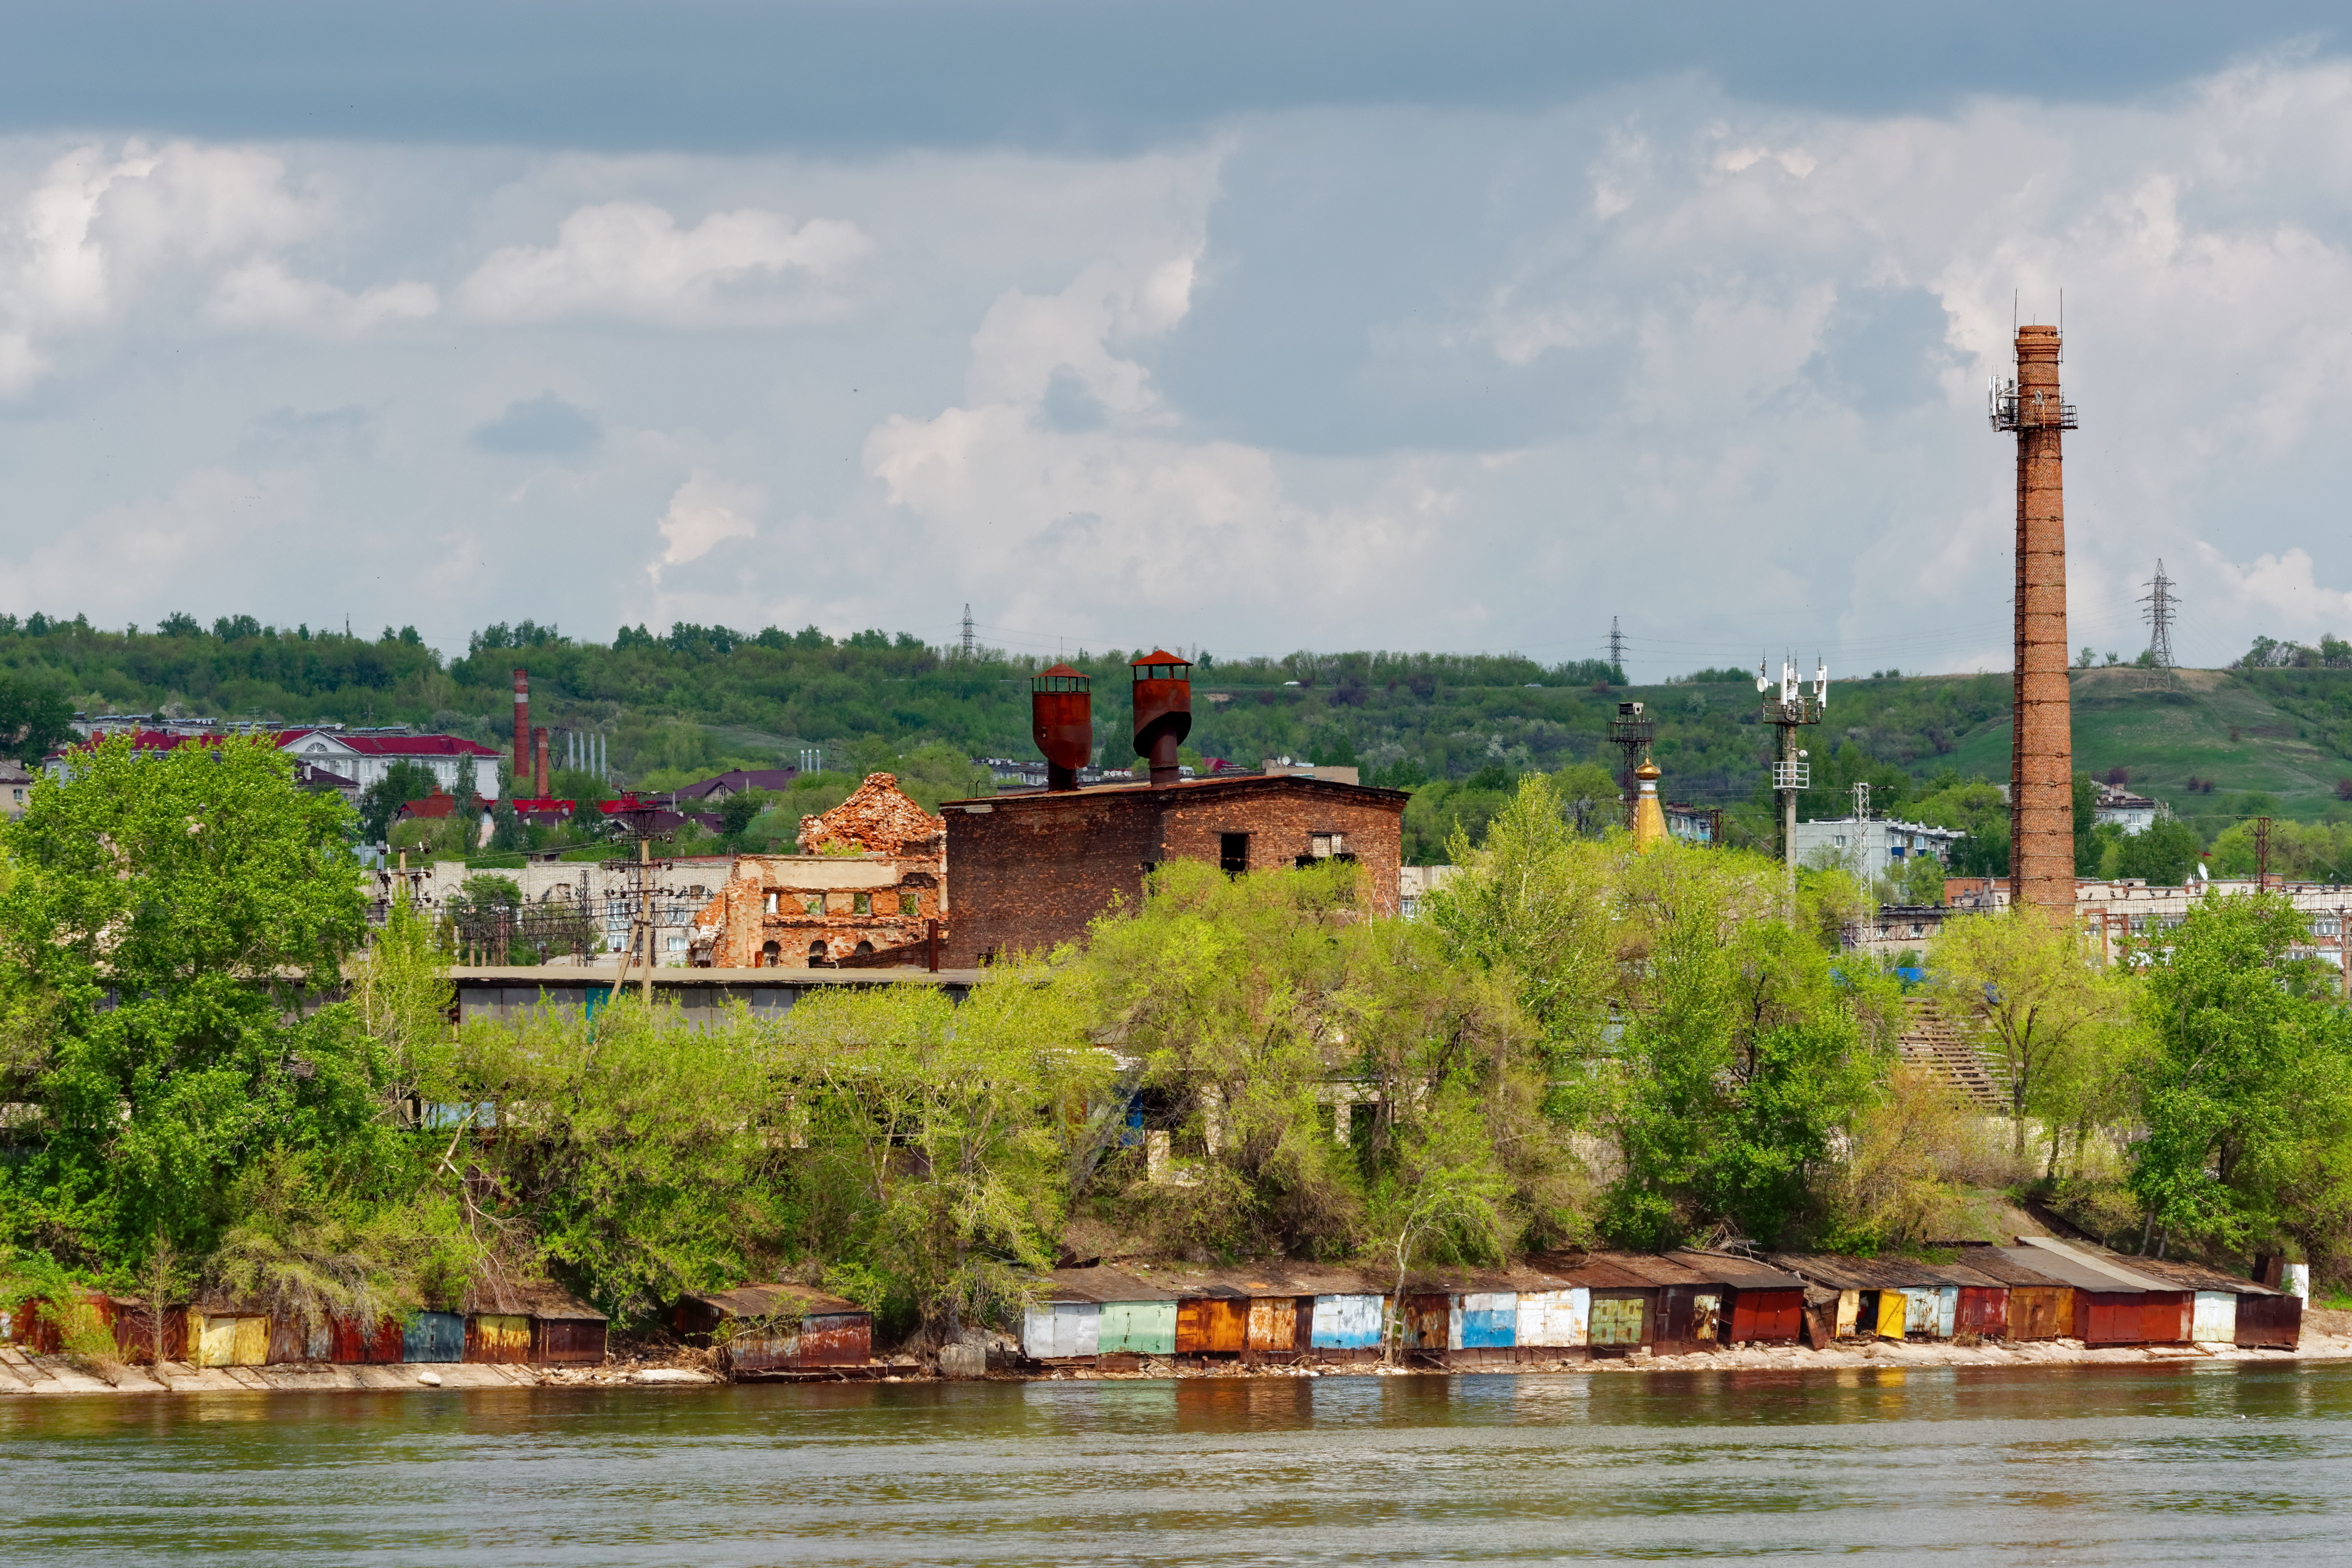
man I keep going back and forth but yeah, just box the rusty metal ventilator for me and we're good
[1031,664,1092,791]
[1130,651,1192,788]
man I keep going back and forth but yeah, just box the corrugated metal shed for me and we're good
[2002,1239,2191,1346]
[676,1283,872,1373]
[329,1314,406,1363]
[2123,1256,2298,1350]
[403,1311,465,1363]
[1949,1245,2072,1341]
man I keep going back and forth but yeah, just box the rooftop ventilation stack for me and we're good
[1031,663,1092,790]
[1131,650,1192,788]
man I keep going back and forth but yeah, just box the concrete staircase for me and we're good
[1897,998,2013,1111]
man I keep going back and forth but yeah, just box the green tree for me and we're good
[2115,816,2204,886]
[1600,846,1885,1248]
[777,964,1108,1339]
[2128,891,2352,1258]
[358,758,441,843]
[0,734,373,1265]
[1926,912,2137,1161]
[0,681,74,764]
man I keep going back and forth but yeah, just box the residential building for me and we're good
[2093,781,2160,835]
[1790,817,1967,881]
[666,768,799,803]
[0,760,31,820]
[53,723,504,799]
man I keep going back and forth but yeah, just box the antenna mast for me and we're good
[1759,652,1828,913]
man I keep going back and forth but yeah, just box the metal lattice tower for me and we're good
[1758,653,1828,912]
[1608,616,1626,676]
[961,604,976,659]
[2140,560,2178,670]
[1606,701,1655,817]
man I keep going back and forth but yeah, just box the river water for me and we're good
[6,1361,2351,1564]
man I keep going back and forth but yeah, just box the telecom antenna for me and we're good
[1758,651,1828,912]
[2140,559,2178,671]
[961,604,976,659]
[1608,616,1626,676]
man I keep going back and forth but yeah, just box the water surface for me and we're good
[6,1361,2349,1564]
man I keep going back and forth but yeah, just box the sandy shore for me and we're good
[10,1326,2351,1396]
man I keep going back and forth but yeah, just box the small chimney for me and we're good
[1130,650,1192,788]
[512,669,530,784]
[533,726,550,798]
[1031,664,1091,790]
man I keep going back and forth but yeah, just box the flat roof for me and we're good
[943,772,1408,810]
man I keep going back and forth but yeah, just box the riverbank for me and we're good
[9,1311,2351,1395]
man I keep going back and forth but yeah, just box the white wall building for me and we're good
[1792,817,1967,880]
[2093,782,2160,835]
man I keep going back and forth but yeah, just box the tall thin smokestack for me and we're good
[1130,650,1192,788]
[512,669,530,785]
[1993,322,2078,919]
[533,726,550,798]
[1031,664,1091,790]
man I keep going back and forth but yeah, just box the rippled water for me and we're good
[6,1361,2351,1564]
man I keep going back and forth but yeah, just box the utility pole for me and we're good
[1758,653,1828,912]
[2255,815,2273,891]
[1608,616,1626,679]
[961,604,976,659]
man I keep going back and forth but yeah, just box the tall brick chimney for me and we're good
[1131,651,1192,788]
[1994,323,2078,919]
[512,668,530,786]
[1031,664,1091,790]
[533,726,550,798]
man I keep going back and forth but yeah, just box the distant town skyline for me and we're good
[1,4,2349,681]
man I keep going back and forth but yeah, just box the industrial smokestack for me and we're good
[512,669,530,786]
[1130,650,1192,788]
[1991,321,2078,919]
[1031,664,1092,790]
[533,726,550,798]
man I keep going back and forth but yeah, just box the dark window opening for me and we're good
[759,941,780,969]
[808,941,829,966]
[854,940,875,955]
[1219,832,1249,875]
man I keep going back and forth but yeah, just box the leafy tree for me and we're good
[1926,912,2138,1160]
[718,789,770,840]
[0,681,74,764]
[2127,891,2352,1259]
[0,734,374,1266]
[1600,846,1886,1248]
[358,758,441,843]
[2116,816,2204,885]
[777,966,1107,1340]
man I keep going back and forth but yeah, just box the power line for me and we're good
[2140,559,2179,670]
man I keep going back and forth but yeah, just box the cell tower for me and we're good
[1608,616,1626,676]
[1606,700,1654,818]
[961,604,976,659]
[2140,560,2178,671]
[1758,652,1827,911]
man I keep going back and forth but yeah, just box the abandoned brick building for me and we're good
[687,773,945,968]
[939,654,1406,966]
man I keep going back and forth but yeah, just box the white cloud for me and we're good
[964,254,1197,414]
[653,472,763,571]
[458,202,871,324]
[2193,542,2352,634]
[210,259,438,334]
[3,467,316,621]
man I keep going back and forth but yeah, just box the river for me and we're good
[6,1361,2351,1564]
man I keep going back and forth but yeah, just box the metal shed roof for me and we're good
[1767,1254,1998,1291]
[683,1283,867,1319]
[2113,1255,2280,1296]
[1943,1245,2071,1289]
[2009,1237,2180,1292]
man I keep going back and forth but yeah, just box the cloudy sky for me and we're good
[4,2,2351,679]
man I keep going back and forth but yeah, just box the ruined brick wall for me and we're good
[942,776,1405,966]
[689,774,949,968]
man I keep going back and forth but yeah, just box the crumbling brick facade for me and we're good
[688,774,946,968]
[941,774,1405,966]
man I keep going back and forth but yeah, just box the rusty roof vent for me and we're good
[1031,664,1092,791]
[1131,650,1192,787]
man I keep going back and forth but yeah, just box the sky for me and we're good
[4,3,2352,679]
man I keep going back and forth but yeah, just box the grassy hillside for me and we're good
[4,612,2347,846]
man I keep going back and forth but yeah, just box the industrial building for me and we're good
[940,652,1407,967]
[1790,816,1967,881]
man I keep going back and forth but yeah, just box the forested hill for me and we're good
[3,612,2348,838]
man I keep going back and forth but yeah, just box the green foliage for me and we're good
[2128,892,2352,1259]
[0,680,74,763]
[0,735,376,1265]
[359,758,442,843]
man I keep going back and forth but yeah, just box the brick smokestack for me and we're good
[512,669,530,785]
[2006,323,2075,919]
[533,726,550,798]
[1131,650,1192,788]
[1031,664,1092,790]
